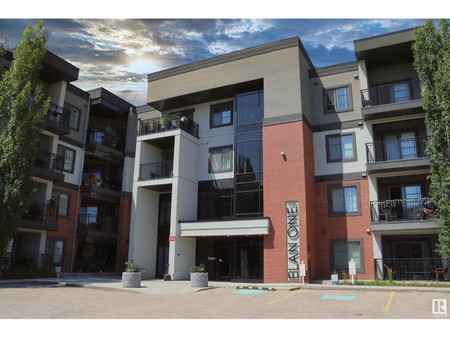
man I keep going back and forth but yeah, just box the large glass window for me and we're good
[51,190,71,217]
[210,102,233,128]
[331,240,363,272]
[209,146,232,173]
[65,105,80,130]
[235,90,264,217]
[326,133,356,162]
[46,239,64,264]
[79,206,98,226]
[57,145,76,173]
[325,86,351,112]
[328,183,361,216]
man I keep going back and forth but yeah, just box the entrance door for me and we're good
[213,246,231,281]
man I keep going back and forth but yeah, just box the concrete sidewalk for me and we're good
[1,275,449,294]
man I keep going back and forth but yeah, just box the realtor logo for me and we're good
[432,299,447,315]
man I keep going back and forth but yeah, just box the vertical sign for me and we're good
[286,201,300,281]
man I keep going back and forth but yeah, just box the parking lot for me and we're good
[0,281,449,319]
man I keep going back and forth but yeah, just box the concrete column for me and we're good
[48,81,67,106]
[372,232,383,279]
[358,60,369,103]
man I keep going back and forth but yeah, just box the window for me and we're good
[46,239,64,264]
[51,190,71,217]
[210,101,233,128]
[65,104,80,130]
[326,133,356,162]
[328,183,361,216]
[79,206,98,226]
[330,239,364,273]
[392,82,411,103]
[209,146,232,173]
[325,86,351,113]
[57,145,76,173]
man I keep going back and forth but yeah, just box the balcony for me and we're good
[81,172,122,203]
[44,103,71,135]
[139,161,174,181]
[138,113,199,138]
[85,128,126,161]
[20,201,59,231]
[360,81,423,120]
[366,136,430,172]
[374,258,448,281]
[77,213,118,241]
[33,149,65,181]
[370,197,440,231]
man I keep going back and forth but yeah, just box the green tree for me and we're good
[412,19,450,259]
[0,21,50,257]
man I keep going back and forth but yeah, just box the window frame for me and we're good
[57,144,76,173]
[329,238,365,274]
[323,84,353,114]
[210,101,233,129]
[325,132,357,163]
[327,182,362,217]
[64,103,81,131]
[45,237,66,266]
[208,145,233,174]
[51,189,72,218]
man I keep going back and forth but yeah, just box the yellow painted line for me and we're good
[267,290,307,304]
[385,291,395,312]
[10,288,69,298]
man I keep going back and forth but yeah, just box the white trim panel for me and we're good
[179,218,270,237]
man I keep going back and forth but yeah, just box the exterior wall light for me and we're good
[281,151,285,156]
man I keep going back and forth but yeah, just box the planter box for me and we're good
[122,272,141,288]
[190,272,208,287]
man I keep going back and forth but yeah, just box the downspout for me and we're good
[70,96,91,272]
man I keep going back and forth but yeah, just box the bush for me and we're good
[0,265,56,279]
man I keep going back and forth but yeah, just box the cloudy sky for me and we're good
[0,6,434,105]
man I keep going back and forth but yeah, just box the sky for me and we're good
[0,2,443,106]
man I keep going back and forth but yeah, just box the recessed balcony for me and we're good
[44,103,71,135]
[361,81,423,120]
[370,197,439,231]
[85,128,126,161]
[139,161,174,181]
[20,201,59,231]
[366,136,430,173]
[33,149,65,181]
[138,113,199,138]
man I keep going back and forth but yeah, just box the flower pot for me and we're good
[122,272,141,288]
[190,272,208,287]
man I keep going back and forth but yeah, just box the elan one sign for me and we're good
[286,201,300,281]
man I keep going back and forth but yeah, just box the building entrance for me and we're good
[196,236,263,282]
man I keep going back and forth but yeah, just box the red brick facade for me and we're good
[47,185,80,272]
[115,196,132,272]
[262,119,374,283]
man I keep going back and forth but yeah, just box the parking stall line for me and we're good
[385,292,395,312]
[9,288,70,298]
[267,290,307,304]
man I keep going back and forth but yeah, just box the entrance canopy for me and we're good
[179,218,270,237]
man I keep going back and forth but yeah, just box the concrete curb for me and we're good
[300,283,450,293]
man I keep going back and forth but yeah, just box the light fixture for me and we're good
[358,120,363,127]
[354,74,359,79]
[281,151,285,156]
[362,173,367,178]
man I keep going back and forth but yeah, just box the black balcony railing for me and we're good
[370,197,439,222]
[139,161,174,180]
[22,202,59,224]
[361,81,422,107]
[34,149,65,173]
[374,258,448,281]
[46,102,71,127]
[86,128,126,151]
[1,252,56,270]
[366,136,430,163]
[139,114,199,138]
[78,213,118,233]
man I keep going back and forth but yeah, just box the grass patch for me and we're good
[340,280,450,287]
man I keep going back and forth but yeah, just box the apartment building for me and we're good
[1,50,137,274]
[129,27,444,283]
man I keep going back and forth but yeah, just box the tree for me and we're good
[412,19,450,260]
[0,21,50,257]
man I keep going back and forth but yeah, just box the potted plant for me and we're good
[102,126,119,149]
[190,263,208,287]
[122,259,141,288]
[160,116,171,130]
